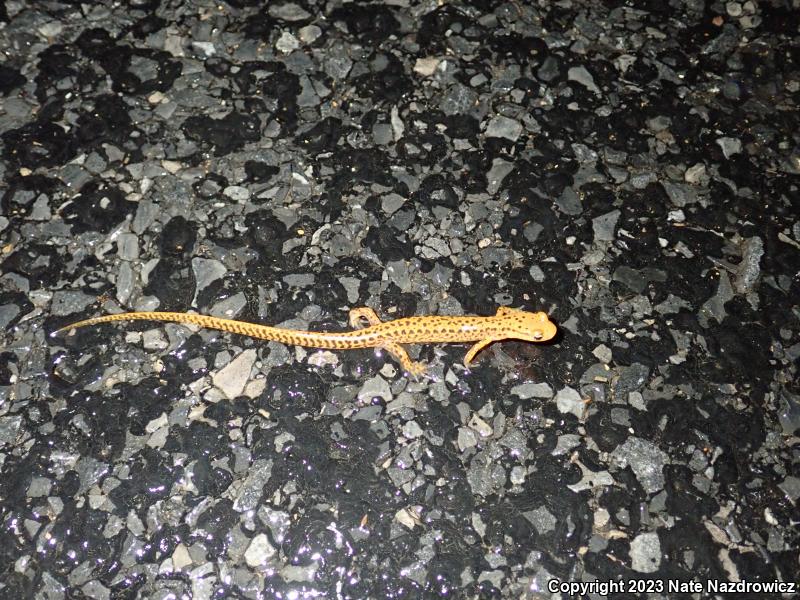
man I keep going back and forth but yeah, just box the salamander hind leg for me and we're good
[349,307,383,329]
[464,338,497,368]
[380,341,427,379]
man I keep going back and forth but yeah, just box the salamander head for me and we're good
[496,307,557,342]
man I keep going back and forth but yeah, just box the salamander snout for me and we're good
[496,307,557,343]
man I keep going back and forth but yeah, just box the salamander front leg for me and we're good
[349,307,383,329]
[464,338,497,368]
[380,341,427,378]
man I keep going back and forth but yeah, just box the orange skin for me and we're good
[55,306,557,377]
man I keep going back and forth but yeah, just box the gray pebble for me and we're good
[244,533,277,568]
[269,3,312,21]
[510,382,553,399]
[778,475,800,502]
[630,532,661,573]
[487,158,514,194]
[556,187,583,215]
[381,193,405,215]
[612,265,666,294]
[116,263,134,305]
[212,349,257,399]
[441,83,478,116]
[481,247,513,268]
[358,375,392,403]
[0,304,20,329]
[529,265,545,282]
[592,209,620,242]
[51,290,96,316]
[630,171,657,189]
[30,195,51,221]
[555,386,584,418]
[726,1,743,16]
[402,420,424,439]
[224,185,250,202]
[661,181,699,207]
[716,136,742,159]
[684,163,707,184]
[117,232,139,260]
[699,271,734,327]
[592,344,613,364]
[485,115,523,141]
[614,363,650,398]
[537,56,560,82]
[0,415,23,446]
[324,55,353,80]
[210,292,247,319]
[523,222,544,243]
[466,452,506,496]
[553,434,581,455]
[283,273,315,288]
[458,427,478,451]
[733,236,763,294]
[27,476,52,498]
[233,458,273,512]
[298,25,322,44]
[132,200,158,234]
[523,506,557,534]
[611,437,668,494]
[373,123,393,145]
[192,257,227,299]
[568,65,601,95]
